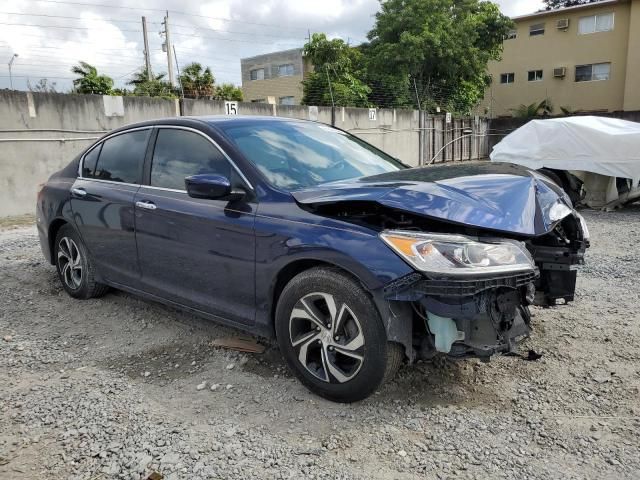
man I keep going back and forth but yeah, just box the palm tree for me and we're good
[125,67,175,98]
[511,98,553,118]
[127,67,166,87]
[179,62,215,98]
[71,61,113,94]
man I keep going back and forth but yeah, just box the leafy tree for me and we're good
[71,61,113,94]
[179,62,215,98]
[544,0,604,9]
[302,33,371,107]
[511,98,554,118]
[366,0,512,114]
[215,83,243,101]
[127,67,176,98]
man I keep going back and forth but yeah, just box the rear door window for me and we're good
[90,129,150,184]
[81,144,102,177]
[150,128,231,190]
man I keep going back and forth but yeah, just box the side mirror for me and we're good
[185,174,244,200]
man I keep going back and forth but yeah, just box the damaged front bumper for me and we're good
[383,270,536,360]
[378,211,588,362]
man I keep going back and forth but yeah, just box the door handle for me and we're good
[136,200,157,211]
[71,187,87,197]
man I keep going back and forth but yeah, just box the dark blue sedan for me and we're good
[37,116,588,402]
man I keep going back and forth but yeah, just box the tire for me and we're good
[54,224,109,299]
[275,267,403,402]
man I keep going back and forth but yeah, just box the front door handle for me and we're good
[136,200,157,211]
[71,187,87,198]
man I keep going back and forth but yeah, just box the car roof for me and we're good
[109,115,314,134]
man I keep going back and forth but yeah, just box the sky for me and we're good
[0,0,545,91]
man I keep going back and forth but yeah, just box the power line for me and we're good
[0,11,142,24]
[29,0,310,33]
[0,21,141,33]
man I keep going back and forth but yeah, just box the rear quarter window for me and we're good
[86,129,150,184]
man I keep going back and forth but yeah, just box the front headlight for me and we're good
[380,230,535,276]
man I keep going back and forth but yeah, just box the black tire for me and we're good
[54,224,109,299]
[275,267,403,402]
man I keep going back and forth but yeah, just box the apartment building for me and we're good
[484,0,640,117]
[240,48,311,105]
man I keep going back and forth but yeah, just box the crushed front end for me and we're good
[379,211,588,362]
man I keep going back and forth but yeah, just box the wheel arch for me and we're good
[270,259,367,332]
[269,257,413,362]
[47,218,69,265]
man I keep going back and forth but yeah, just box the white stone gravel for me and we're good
[1,207,639,479]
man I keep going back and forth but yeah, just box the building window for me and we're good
[529,23,545,36]
[251,98,266,103]
[504,29,517,40]
[279,96,295,105]
[575,63,611,82]
[250,68,265,81]
[277,64,295,76]
[500,73,515,84]
[528,70,543,82]
[578,12,614,34]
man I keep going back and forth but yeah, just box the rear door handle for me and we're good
[136,200,157,211]
[71,187,87,198]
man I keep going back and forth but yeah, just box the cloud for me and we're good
[0,0,544,91]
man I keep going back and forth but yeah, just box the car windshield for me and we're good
[219,121,405,190]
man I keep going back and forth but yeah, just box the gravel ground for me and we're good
[1,207,639,480]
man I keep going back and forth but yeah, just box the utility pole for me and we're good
[141,16,152,80]
[173,45,184,99]
[8,54,18,90]
[162,11,175,87]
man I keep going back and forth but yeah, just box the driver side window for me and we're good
[150,128,231,191]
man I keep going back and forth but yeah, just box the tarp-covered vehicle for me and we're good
[490,116,640,209]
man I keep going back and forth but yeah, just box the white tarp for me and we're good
[490,116,640,185]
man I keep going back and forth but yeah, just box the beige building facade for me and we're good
[240,48,311,105]
[484,0,640,117]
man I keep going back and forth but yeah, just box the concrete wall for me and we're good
[482,0,639,117]
[0,91,487,217]
[0,92,178,217]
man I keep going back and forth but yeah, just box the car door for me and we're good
[70,127,151,285]
[133,126,256,326]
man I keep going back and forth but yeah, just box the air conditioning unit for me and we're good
[554,67,567,78]
[557,18,569,30]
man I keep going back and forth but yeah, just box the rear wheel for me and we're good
[275,267,403,402]
[55,224,109,299]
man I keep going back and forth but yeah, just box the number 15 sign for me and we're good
[225,101,238,115]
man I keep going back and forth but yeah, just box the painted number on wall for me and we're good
[225,101,238,115]
[368,108,377,121]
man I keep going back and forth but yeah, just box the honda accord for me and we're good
[36,116,589,402]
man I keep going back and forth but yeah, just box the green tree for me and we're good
[302,33,371,107]
[511,98,554,118]
[71,61,113,94]
[366,0,512,114]
[127,67,176,98]
[215,83,243,101]
[179,62,215,98]
[544,0,604,9]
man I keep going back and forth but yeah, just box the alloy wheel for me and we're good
[57,237,83,290]
[289,292,365,383]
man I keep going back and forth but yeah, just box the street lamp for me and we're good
[8,53,18,90]
[426,128,474,166]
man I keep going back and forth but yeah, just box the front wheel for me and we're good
[275,267,403,402]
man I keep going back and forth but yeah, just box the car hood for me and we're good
[292,163,571,236]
